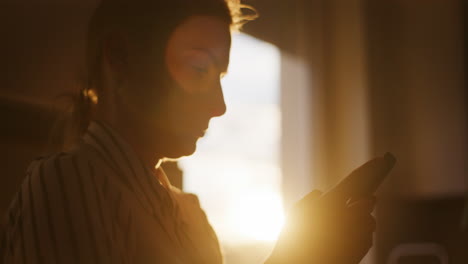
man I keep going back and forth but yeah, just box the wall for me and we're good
[367,0,467,198]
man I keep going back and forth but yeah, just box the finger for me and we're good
[347,197,377,213]
[303,190,323,201]
[294,190,323,210]
[356,232,374,259]
[290,190,324,219]
[359,213,377,232]
[348,213,377,235]
[347,195,376,206]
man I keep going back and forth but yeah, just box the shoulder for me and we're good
[22,145,113,212]
[21,150,90,205]
[26,148,92,186]
[26,143,93,173]
[170,188,208,222]
[170,186,201,207]
[2,148,127,263]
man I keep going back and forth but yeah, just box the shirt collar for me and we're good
[82,120,175,201]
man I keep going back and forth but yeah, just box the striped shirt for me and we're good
[1,121,223,263]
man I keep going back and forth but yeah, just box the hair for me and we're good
[60,0,257,149]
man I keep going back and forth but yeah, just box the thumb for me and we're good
[298,190,323,205]
[291,190,323,214]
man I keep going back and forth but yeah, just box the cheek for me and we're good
[165,87,202,122]
[164,53,221,127]
[163,90,217,139]
[166,53,190,92]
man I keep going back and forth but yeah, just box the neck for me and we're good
[120,124,164,170]
[95,104,164,170]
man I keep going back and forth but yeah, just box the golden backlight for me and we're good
[179,33,283,249]
[228,189,285,242]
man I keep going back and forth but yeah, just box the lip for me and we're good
[198,129,207,138]
[186,128,206,139]
[187,124,209,138]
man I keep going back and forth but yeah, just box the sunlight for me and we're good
[228,190,285,242]
[179,33,283,246]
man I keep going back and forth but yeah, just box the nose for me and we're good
[210,82,227,118]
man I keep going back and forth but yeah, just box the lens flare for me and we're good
[228,190,285,242]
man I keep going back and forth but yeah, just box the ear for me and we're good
[102,32,129,83]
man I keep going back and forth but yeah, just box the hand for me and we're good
[266,154,395,264]
[266,191,376,264]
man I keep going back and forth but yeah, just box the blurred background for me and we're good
[1,0,468,263]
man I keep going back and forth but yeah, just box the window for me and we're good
[179,33,283,263]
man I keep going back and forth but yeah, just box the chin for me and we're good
[163,137,198,159]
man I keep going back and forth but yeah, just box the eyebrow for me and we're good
[191,48,228,73]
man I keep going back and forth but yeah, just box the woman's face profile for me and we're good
[142,15,231,158]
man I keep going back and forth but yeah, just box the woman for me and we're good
[1,0,384,263]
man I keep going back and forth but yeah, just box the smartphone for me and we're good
[327,152,396,202]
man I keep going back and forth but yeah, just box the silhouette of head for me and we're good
[84,0,255,159]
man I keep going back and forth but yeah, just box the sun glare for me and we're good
[179,33,283,247]
[228,190,285,242]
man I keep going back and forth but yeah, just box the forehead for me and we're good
[166,16,231,59]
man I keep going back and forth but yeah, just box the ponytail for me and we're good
[72,88,97,138]
[48,86,97,152]
[67,88,97,148]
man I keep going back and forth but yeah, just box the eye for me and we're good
[184,51,213,76]
[192,64,209,74]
